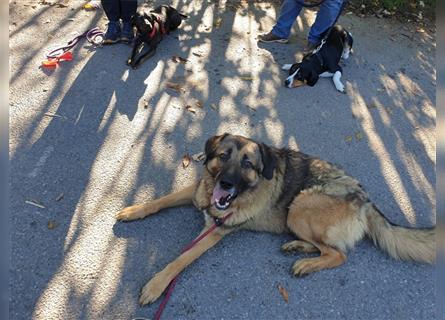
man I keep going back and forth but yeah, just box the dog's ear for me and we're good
[306,70,319,87]
[204,133,229,164]
[259,143,277,180]
[288,62,301,75]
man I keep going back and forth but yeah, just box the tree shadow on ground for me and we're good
[9,1,435,319]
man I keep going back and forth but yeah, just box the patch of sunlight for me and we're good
[398,73,429,102]
[172,163,199,191]
[35,224,127,319]
[379,74,404,108]
[97,91,117,133]
[302,7,317,26]
[287,135,299,150]
[367,98,392,126]
[349,85,418,225]
[296,15,304,31]
[87,238,127,318]
[121,69,130,82]
[143,60,165,98]
[402,150,435,210]
[264,118,284,146]
[186,121,204,142]
[146,93,172,135]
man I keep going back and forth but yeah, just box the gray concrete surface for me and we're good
[9,1,436,319]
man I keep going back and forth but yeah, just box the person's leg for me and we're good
[258,0,303,43]
[272,0,303,39]
[120,0,138,42]
[120,0,137,22]
[308,0,344,45]
[101,0,122,44]
[101,0,121,21]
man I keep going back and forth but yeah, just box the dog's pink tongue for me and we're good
[211,184,230,204]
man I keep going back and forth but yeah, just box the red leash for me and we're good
[153,211,233,320]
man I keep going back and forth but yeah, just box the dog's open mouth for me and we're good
[211,183,237,210]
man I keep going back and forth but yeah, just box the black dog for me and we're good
[282,25,353,93]
[127,5,187,69]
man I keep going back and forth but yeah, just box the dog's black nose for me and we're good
[220,180,234,190]
[284,79,290,87]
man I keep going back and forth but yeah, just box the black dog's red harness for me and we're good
[148,14,167,38]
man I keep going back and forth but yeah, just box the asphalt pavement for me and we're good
[9,1,436,319]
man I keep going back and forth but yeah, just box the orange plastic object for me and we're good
[58,51,73,61]
[41,51,73,68]
[41,59,58,68]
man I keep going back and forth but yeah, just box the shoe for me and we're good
[303,41,318,54]
[103,21,121,44]
[258,31,288,43]
[121,21,134,43]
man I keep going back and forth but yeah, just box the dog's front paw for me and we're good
[292,258,318,277]
[139,273,169,305]
[335,83,346,94]
[116,203,157,221]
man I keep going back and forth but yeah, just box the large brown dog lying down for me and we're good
[116,133,435,305]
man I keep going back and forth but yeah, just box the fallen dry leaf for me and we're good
[195,101,203,109]
[47,220,57,230]
[182,154,191,168]
[240,75,254,81]
[185,105,196,113]
[210,103,217,110]
[192,152,205,162]
[355,131,363,141]
[214,17,223,28]
[192,52,203,57]
[55,193,64,202]
[171,56,188,64]
[165,82,184,93]
[278,285,289,303]
[344,135,353,143]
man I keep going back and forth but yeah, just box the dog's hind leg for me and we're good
[281,240,319,253]
[286,192,359,276]
[292,244,346,276]
[139,226,231,305]
[116,183,196,221]
[132,46,156,69]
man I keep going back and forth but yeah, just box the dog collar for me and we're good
[148,15,166,38]
[314,51,324,67]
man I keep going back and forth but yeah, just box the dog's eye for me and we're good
[242,158,253,169]
[219,152,230,162]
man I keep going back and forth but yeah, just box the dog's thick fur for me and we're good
[282,25,353,93]
[127,5,187,69]
[116,133,435,305]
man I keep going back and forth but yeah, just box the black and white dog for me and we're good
[127,5,187,69]
[282,25,353,93]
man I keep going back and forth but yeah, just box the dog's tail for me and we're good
[365,205,435,264]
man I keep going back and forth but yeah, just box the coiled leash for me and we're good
[42,27,104,68]
[153,211,234,320]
